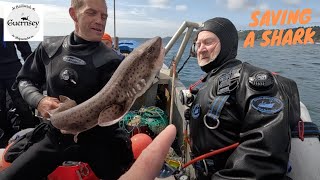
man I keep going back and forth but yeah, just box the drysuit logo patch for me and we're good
[251,96,283,114]
[192,104,201,119]
[63,56,86,65]
[4,4,43,41]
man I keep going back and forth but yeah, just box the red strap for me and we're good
[298,120,304,141]
[189,76,204,91]
[182,143,239,169]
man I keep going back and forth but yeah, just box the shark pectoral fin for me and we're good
[58,95,70,102]
[60,129,76,135]
[98,104,126,127]
[59,95,77,108]
[49,96,78,115]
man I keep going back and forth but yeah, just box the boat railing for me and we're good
[165,21,200,70]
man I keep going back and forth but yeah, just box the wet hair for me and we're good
[71,0,85,10]
[71,0,107,10]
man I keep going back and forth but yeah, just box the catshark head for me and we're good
[117,36,164,97]
[98,36,164,126]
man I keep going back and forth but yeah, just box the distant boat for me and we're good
[118,40,139,54]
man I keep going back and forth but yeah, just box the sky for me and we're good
[0,0,319,38]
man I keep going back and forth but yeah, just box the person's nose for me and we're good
[198,43,207,54]
[95,14,105,25]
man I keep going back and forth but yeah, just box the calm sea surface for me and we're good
[28,38,320,127]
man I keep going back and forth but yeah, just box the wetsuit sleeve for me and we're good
[16,43,47,108]
[14,41,32,61]
[18,80,45,109]
[212,67,291,179]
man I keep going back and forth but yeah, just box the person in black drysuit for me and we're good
[0,0,133,179]
[187,17,300,180]
[0,18,37,145]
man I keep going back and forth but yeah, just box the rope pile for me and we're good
[119,106,168,135]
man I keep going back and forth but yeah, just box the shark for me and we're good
[49,36,164,136]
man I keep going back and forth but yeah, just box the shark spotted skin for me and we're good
[50,36,164,135]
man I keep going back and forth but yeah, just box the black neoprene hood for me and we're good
[197,17,239,73]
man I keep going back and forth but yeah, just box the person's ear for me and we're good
[190,37,197,57]
[69,7,78,22]
[190,42,197,57]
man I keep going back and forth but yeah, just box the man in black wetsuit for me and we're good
[0,0,133,179]
[0,18,36,145]
[186,17,300,179]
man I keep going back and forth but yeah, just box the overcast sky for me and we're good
[1,0,319,38]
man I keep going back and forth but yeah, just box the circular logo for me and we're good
[191,104,201,119]
[251,96,283,114]
[6,4,40,40]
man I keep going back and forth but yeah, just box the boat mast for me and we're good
[113,0,119,50]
